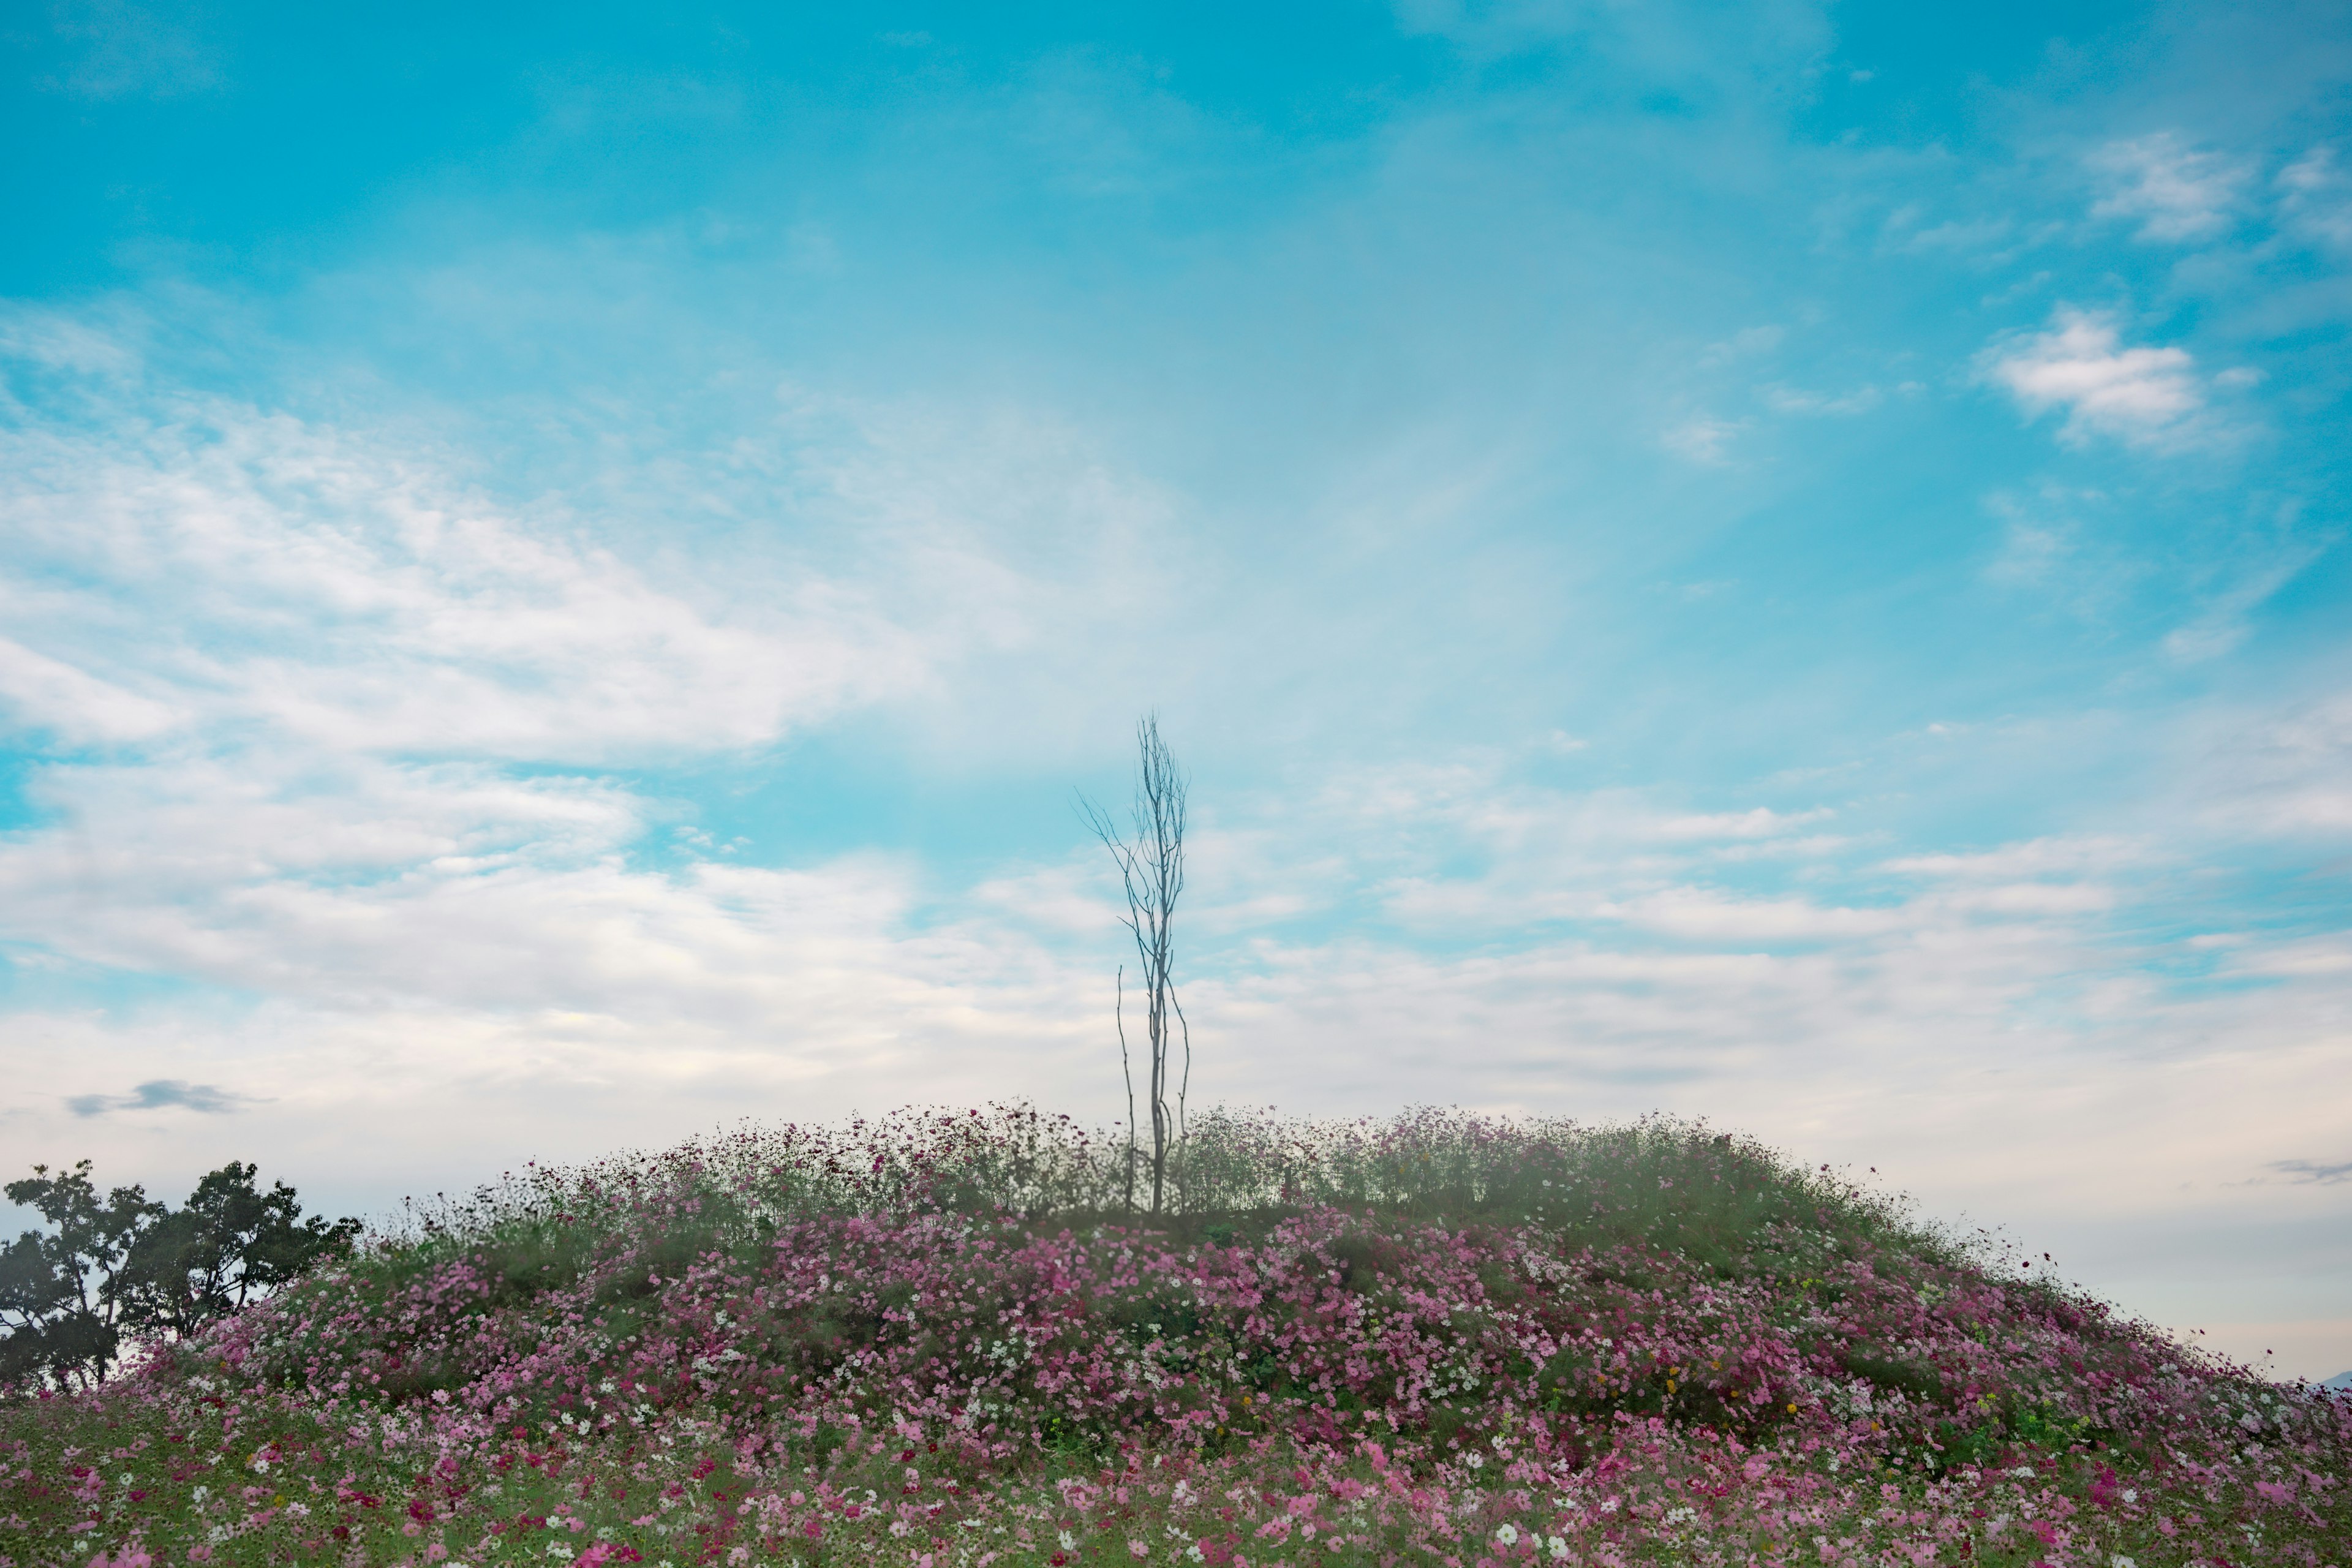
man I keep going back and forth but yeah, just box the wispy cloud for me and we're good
[2089,133,2245,243]
[0,391,923,764]
[2269,1158,2352,1186]
[2277,146,2352,251]
[1660,416,1744,465]
[0,315,1210,1050]
[2185,684,2352,837]
[42,1,224,100]
[66,1079,254,1117]
[1760,383,1896,417]
[1697,325,1784,368]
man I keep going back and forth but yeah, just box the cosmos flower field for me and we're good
[4,1107,2346,1567]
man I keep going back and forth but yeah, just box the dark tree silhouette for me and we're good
[1,1159,358,1391]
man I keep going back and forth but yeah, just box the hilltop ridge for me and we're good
[4,1106,2346,1567]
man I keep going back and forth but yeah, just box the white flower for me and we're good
[1547,1537,1569,1559]
[2114,1558,2138,1568]
[1060,1530,1079,1550]
[1464,1452,1485,1470]
[1495,1523,1521,1545]
[1187,1549,1204,1564]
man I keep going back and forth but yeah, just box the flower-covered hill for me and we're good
[4,1107,2346,1568]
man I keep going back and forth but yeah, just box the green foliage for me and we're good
[0,1158,356,1392]
[0,1160,161,1390]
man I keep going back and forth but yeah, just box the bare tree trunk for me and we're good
[1080,715,1188,1214]
[1116,966,1136,1213]
[1172,993,1190,1201]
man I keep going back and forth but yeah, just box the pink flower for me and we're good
[569,1547,644,1567]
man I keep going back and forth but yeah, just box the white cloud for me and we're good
[0,404,924,763]
[1760,383,1883,417]
[2184,683,2352,836]
[2161,528,2334,665]
[1660,415,1744,465]
[2089,133,2245,243]
[43,0,223,100]
[1653,806,1831,840]
[0,328,1136,1029]
[1895,215,2016,255]
[1882,835,2147,880]
[0,635,180,742]
[0,307,145,374]
[1980,309,2208,449]
[1697,324,1784,368]
[2277,146,2352,251]
[1597,888,1899,940]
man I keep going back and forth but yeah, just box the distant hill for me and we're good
[2328,1369,2352,1390]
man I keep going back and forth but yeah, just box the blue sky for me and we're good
[3,0,2350,1378]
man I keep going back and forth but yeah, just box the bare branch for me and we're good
[1078,714,1189,1213]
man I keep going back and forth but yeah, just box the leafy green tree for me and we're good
[0,1161,159,1390]
[1,1159,358,1392]
[115,1163,361,1338]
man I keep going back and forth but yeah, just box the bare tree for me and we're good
[1080,715,1189,1214]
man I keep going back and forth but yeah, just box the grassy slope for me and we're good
[2,1107,2346,1568]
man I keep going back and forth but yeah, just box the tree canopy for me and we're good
[1,1159,358,1391]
